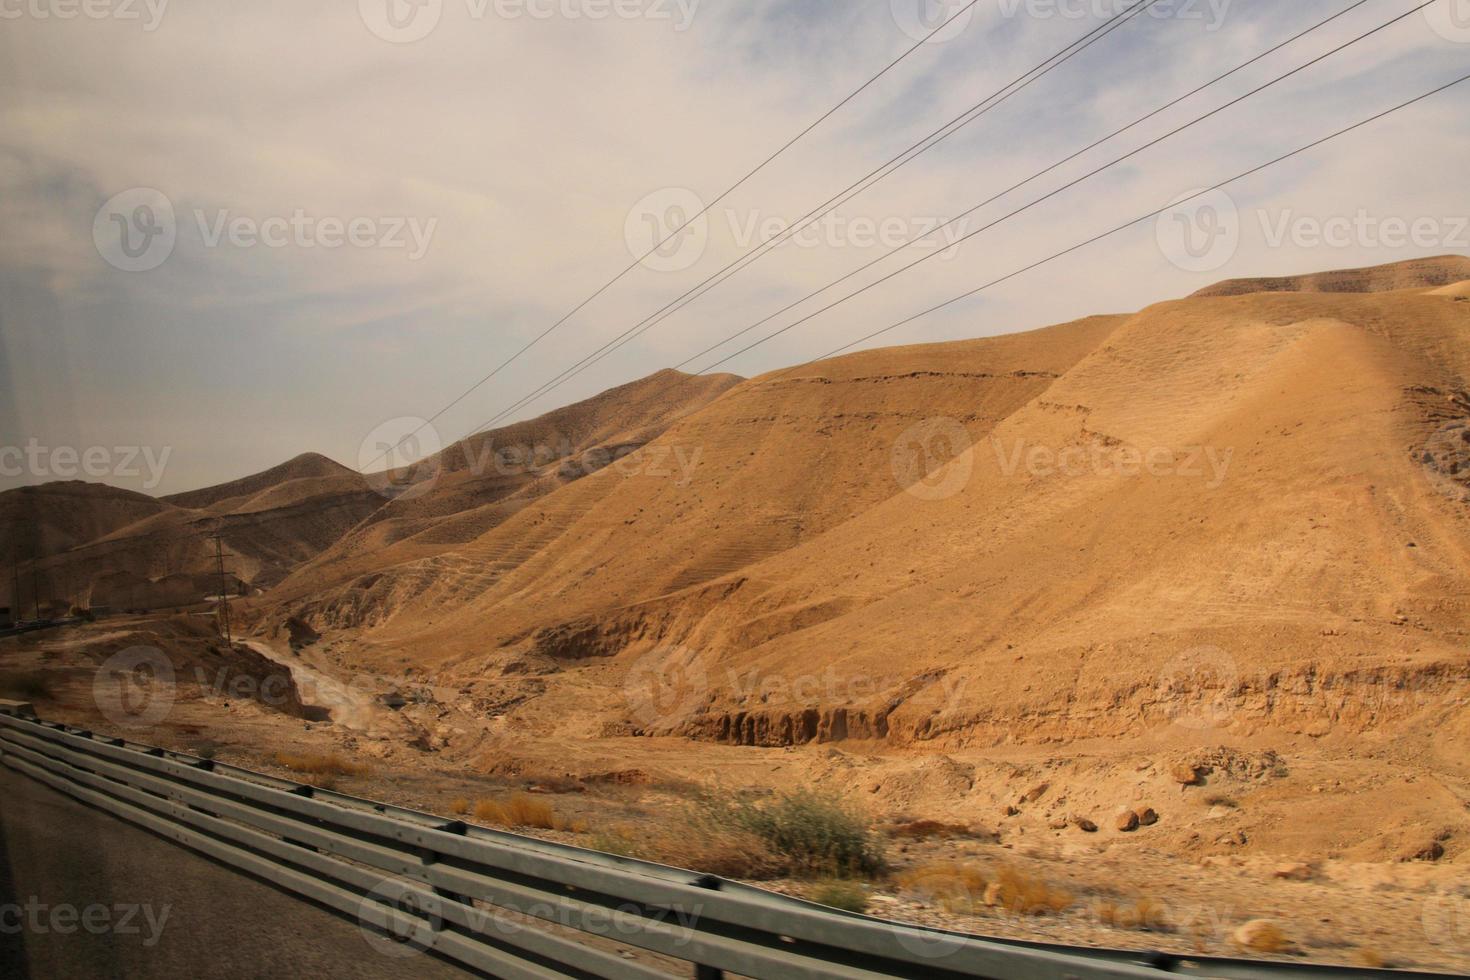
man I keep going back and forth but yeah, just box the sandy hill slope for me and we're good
[19,454,385,611]
[0,481,175,567]
[162,452,363,512]
[255,257,1470,763]
[1191,254,1470,298]
[271,312,1125,645]
[269,368,742,604]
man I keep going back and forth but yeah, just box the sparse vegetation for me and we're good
[449,797,470,815]
[473,793,585,832]
[809,880,870,914]
[640,820,786,879]
[721,788,886,878]
[895,862,1073,917]
[585,825,645,859]
[273,751,365,786]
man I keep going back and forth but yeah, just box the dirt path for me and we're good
[240,638,413,740]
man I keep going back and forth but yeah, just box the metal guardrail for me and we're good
[0,701,1451,980]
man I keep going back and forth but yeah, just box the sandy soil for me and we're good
[4,617,1468,975]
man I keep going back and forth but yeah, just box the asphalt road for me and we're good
[0,767,476,980]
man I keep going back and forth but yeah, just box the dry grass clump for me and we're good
[894,861,988,912]
[895,862,1073,917]
[1237,920,1291,954]
[599,788,883,881]
[448,797,470,815]
[472,793,585,832]
[646,821,789,880]
[273,751,366,789]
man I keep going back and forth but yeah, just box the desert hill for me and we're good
[1191,253,1470,298]
[161,452,362,511]
[248,256,1470,771]
[2,452,385,613]
[267,367,742,606]
[0,481,173,567]
[2,370,742,616]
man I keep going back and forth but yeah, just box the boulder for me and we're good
[1073,815,1099,833]
[1135,807,1159,826]
[1172,762,1204,785]
[1115,810,1140,832]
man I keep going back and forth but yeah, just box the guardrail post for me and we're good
[424,823,472,909]
[692,875,724,980]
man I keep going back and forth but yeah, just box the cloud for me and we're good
[0,0,1465,493]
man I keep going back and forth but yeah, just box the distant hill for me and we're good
[1190,254,1470,298]
[268,368,742,604]
[3,370,741,614]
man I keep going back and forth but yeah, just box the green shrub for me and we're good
[809,879,870,913]
[723,788,885,878]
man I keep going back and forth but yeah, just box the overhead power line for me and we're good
[360,0,988,472]
[462,0,1407,426]
[463,0,1163,438]
[676,0,1374,373]
[696,0,1435,374]
[792,71,1470,373]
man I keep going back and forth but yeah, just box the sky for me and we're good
[1,0,1467,495]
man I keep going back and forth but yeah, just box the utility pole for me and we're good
[10,559,20,625]
[212,534,233,645]
[30,561,41,621]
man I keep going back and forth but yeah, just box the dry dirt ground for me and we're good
[4,616,1467,976]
